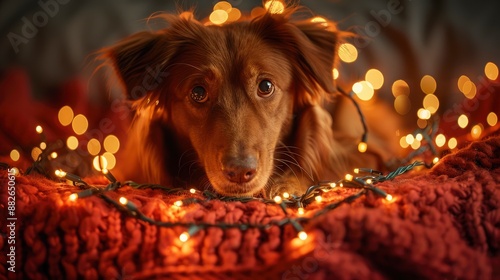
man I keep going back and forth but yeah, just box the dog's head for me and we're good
[103,8,340,196]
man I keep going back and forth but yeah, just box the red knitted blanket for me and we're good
[1,130,499,279]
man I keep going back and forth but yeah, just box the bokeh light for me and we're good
[405,134,415,145]
[58,106,74,126]
[264,0,285,14]
[87,138,101,156]
[332,68,339,80]
[420,75,437,94]
[435,134,446,147]
[36,125,43,134]
[102,152,116,170]
[457,114,469,128]
[104,135,120,154]
[487,112,498,126]
[214,1,232,12]
[31,147,42,161]
[311,16,328,26]
[471,124,483,140]
[365,69,384,89]
[485,62,499,80]
[66,136,79,150]
[93,155,108,171]
[352,81,374,101]
[250,7,266,18]
[72,114,88,135]
[400,136,409,148]
[227,8,241,22]
[417,108,431,120]
[461,80,477,99]
[448,137,457,149]
[391,79,410,97]
[338,43,358,63]
[394,95,411,115]
[209,9,228,25]
[457,75,470,92]
[10,149,20,161]
[40,142,47,150]
[411,139,421,150]
[423,94,439,114]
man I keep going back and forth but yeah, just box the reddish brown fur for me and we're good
[101,8,401,197]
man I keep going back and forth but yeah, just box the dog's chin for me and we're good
[206,174,267,197]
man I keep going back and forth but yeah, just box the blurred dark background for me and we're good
[1,0,500,129]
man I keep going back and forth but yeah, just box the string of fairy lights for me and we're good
[2,0,499,243]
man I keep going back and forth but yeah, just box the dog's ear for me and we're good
[252,9,341,105]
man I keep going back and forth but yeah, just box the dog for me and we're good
[101,7,402,197]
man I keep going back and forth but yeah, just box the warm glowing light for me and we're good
[354,168,360,174]
[10,149,20,161]
[119,197,128,205]
[329,182,336,188]
[417,108,431,120]
[352,81,374,101]
[415,133,423,141]
[69,193,78,202]
[420,75,437,94]
[10,167,19,176]
[58,105,74,126]
[405,134,415,145]
[433,157,440,164]
[411,139,421,150]
[104,135,120,154]
[66,136,79,150]
[298,231,308,241]
[174,200,183,207]
[315,195,322,202]
[357,142,367,153]
[92,155,108,171]
[273,195,282,204]
[338,43,358,63]
[189,188,196,194]
[87,138,101,156]
[227,8,241,22]
[31,147,42,161]
[485,62,499,80]
[214,1,232,12]
[399,136,409,148]
[457,75,470,91]
[471,124,483,140]
[332,68,339,80]
[365,68,384,89]
[55,169,66,178]
[250,7,266,18]
[366,179,373,184]
[50,152,58,159]
[297,207,305,215]
[72,114,88,135]
[40,142,47,150]
[423,94,439,114]
[385,194,393,201]
[461,81,477,99]
[209,9,228,25]
[264,0,285,14]
[458,114,469,128]
[36,125,43,134]
[179,232,189,242]
[311,16,328,26]
[417,119,427,129]
[394,95,411,115]
[487,112,498,126]
[448,137,457,149]
[435,134,446,147]
[345,174,353,181]
[283,192,290,199]
[392,80,410,97]
[102,152,116,170]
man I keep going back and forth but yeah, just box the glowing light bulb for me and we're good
[264,0,285,14]
[311,16,328,26]
[433,157,439,164]
[273,195,282,204]
[365,68,384,90]
[338,43,358,63]
[485,62,499,80]
[179,232,189,242]
[385,194,393,201]
[50,152,58,159]
[458,114,469,128]
[366,179,373,184]
[174,200,183,207]
[58,106,74,126]
[67,136,79,150]
[415,133,423,141]
[69,193,78,202]
[354,168,360,174]
[332,68,339,80]
[417,108,431,120]
[93,155,108,171]
[315,195,322,202]
[352,81,374,101]
[329,182,336,188]
[297,207,305,215]
[40,142,47,150]
[358,142,367,153]
[189,188,196,194]
[282,192,290,199]
[405,134,415,145]
[119,197,128,205]
[487,112,498,127]
[298,231,308,241]
[209,9,228,25]
[55,169,66,178]
[423,94,439,114]
[448,137,458,149]
[36,125,43,134]
[345,174,353,181]
[471,124,483,140]
[72,114,89,135]
[435,134,446,148]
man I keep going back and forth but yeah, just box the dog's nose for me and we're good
[222,156,257,184]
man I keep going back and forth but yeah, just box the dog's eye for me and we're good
[191,86,208,103]
[258,80,275,97]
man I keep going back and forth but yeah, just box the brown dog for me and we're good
[102,7,401,197]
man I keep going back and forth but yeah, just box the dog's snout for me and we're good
[222,156,257,184]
